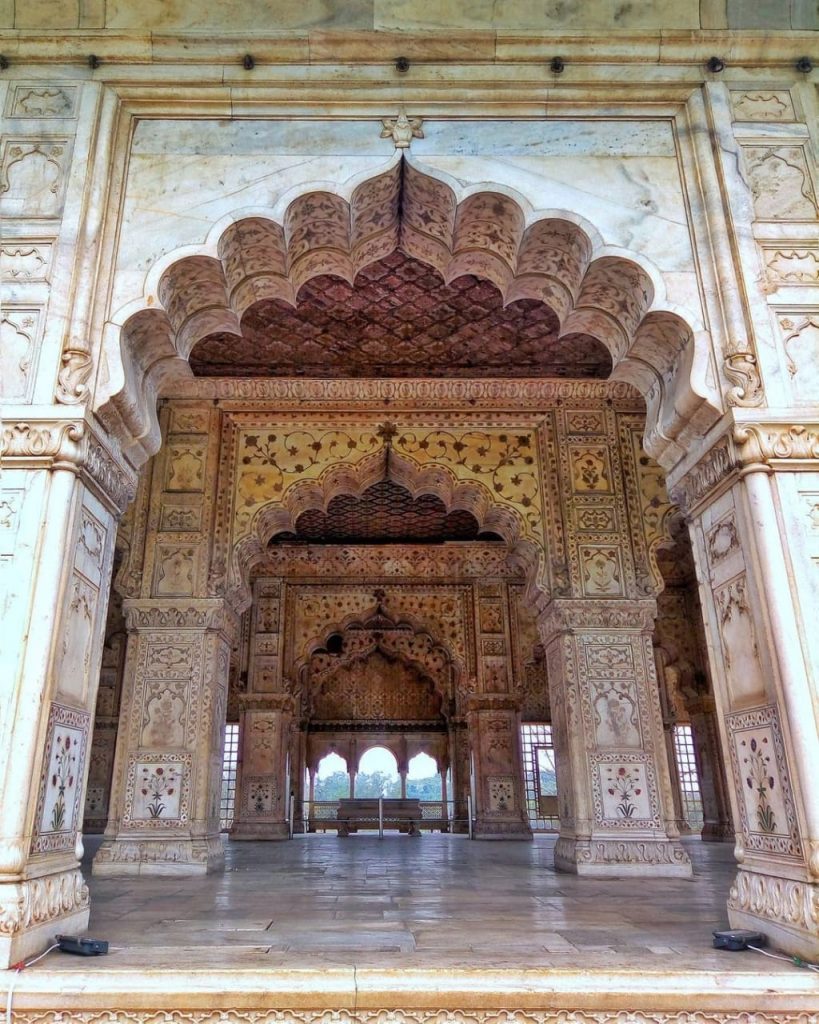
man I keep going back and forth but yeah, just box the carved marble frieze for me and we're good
[257,542,522,580]
[1,1010,810,1024]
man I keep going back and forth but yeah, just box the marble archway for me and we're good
[96,157,720,472]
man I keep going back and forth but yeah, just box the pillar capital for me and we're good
[123,598,240,644]
[667,414,819,520]
[0,410,137,516]
[237,692,296,715]
[537,598,657,642]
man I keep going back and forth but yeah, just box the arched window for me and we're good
[406,752,442,800]
[354,747,400,797]
[313,752,349,802]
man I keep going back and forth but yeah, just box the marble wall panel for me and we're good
[730,90,796,122]
[0,309,41,403]
[0,241,54,281]
[0,137,73,219]
[742,145,818,221]
[4,84,79,119]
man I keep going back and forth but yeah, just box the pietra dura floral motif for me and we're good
[727,705,800,858]
[123,753,191,828]
[31,703,90,854]
[592,754,657,826]
[603,765,644,818]
[138,764,181,819]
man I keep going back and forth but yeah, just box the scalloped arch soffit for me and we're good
[103,157,720,470]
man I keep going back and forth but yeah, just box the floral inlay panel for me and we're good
[122,753,192,829]
[234,425,382,534]
[591,753,659,827]
[31,703,90,855]
[393,427,542,539]
[726,705,801,859]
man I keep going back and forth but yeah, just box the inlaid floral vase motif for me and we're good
[740,735,777,834]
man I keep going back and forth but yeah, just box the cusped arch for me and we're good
[233,447,544,610]
[303,617,457,720]
[98,158,720,472]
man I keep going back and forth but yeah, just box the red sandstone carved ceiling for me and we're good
[189,251,611,379]
[271,480,502,545]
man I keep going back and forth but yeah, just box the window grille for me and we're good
[673,723,704,832]
[520,723,559,831]
[220,723,239,831]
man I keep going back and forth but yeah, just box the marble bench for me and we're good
[336,797,423,836]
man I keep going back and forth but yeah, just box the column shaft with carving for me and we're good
[93,600,233,874]
[670,422,819,957]
[467,696,532,839]
[232,695,294,840]
[687,695,734,842]
[540,600,691,877]
[0,416,134,966]
[93,403,233,876]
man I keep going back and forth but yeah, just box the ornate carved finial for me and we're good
[376,421,399,445]
[380,113,424,150]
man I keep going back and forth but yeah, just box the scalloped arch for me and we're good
[302,618,457,719]
[98,157,720,471]
[232,448,543,611]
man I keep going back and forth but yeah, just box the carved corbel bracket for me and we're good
[723,348,765,408]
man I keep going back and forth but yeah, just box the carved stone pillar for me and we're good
[93,598,235,875]
[669,424,819,957]
[467,696,532,840]
[231,694,295,840]
[539,599,692,877]
[449,719,470,834]
[0,415,135,966]
[291,723,308,833]
[653,646,691,836]
[685,694,734,842]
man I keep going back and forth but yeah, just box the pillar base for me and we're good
[0,868,90,969]
[555,835,692,877]
[728,868,819,960]
[701,821,735,842]
[92,835,224,876]
[230,821,291,841]
[473,818,533,840]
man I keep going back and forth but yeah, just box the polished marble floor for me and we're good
[57,833,804,976]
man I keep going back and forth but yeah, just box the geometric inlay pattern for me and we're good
[189,251,611,379]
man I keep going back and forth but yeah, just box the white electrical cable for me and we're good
[4,942,60,1023]
[747,944,819,972]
